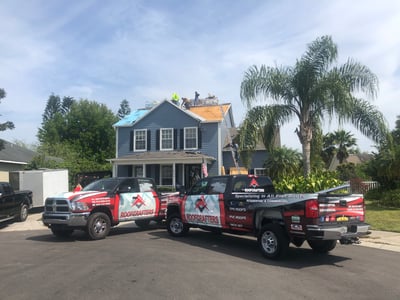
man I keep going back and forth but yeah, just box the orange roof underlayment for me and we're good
[189,104,230,122]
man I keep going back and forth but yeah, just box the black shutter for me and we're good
[198,128,202,149]
[147,130,151,150]
[174,129,178,149]
[156,129,160,150]
[129,131,134,151]
[180,129,184,149]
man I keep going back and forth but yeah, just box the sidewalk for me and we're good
[2,213,400,253]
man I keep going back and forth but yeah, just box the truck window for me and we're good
[189,179,208,195]
[137,178,156,192]
[208,177,228,194]
[119,178,139,193]
[232,176,275,193]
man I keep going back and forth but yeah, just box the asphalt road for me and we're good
[1,223,400,300]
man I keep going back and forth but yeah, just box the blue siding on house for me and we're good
[117,101,201,157]
[199,122,219,175]
[113,100,267,181]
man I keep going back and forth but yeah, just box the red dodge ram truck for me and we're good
[166,175,370,259]
[42,177,168,239]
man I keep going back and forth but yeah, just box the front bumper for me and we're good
[306,223,370,240]
[42,212,90,227]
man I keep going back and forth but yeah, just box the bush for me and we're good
[366,188,400,208]
[273,171,343,193]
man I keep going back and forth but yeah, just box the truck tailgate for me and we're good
[318,194,365,223]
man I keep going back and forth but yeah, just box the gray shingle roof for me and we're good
[0,140,37,165]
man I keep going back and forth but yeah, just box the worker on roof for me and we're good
[171,92,180,105]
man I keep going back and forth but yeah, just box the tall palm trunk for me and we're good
[297,122,313,176]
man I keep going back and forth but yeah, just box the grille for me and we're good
[44,198,70,213]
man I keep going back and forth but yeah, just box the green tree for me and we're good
[264,146,302,180]
[0,88,15,150]
[240,35,388,176]
[117,99,131,119]
[366,116,400,189]
[322,130,357,166]
[37,96,118,177]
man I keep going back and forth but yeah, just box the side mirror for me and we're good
[175,184,186,196]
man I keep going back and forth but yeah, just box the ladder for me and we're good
[219,105,240,173]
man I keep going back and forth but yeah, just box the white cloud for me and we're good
[0,0,399,152]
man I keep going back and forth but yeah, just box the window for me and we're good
[184,127,198,150]
[134,129,147,151]
[160,128,173,150]
[161,165,173,185]
[254,168,266,176]
[134,166,143,177]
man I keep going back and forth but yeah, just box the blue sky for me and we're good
[1,0,400,152]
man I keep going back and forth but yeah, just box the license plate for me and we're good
[337,216,349,222]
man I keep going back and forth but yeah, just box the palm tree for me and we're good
[334,130,357,164]
[240,36,388,176]
[264,146,302,180]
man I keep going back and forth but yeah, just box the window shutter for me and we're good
[180,129,184,149]
[156,129,160,150]
[198,128,202,149]
[174,129,178,149]
[147,130,151,150]
[129,131,134,151]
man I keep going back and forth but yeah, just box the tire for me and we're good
[87,212,111,240]
[135,219,151,229]
[16,204,29,222]
[258,224,289,259]
[307,240,337,253]
[166,214,189,237]
[51,227,74,238]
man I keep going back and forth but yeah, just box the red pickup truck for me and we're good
[166,175,370,259]
[42,177,168,239]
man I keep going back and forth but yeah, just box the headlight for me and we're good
[71,201,89,211]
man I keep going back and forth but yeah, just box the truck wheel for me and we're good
[51,228,74,238]
[17,204,29,222]
[258,224,289,259]
[167,214,189,237]
[135,219,151,229]
[87,212,111,240]
[307,240,337,253]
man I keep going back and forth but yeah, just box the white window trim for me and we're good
[184,127,198,150]
[160,128,173,151]
[134,129,147,152]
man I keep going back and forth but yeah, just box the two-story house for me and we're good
[110,97,269,189]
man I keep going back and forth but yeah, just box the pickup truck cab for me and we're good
[166,175,370,259]
[42,177,168,239]
[0,182,33,224]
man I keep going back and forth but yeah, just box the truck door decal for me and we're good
[118,192,157,221]
[183,194,222,227]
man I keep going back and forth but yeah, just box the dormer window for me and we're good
[160,128,173,150]
[134,129,147,151]
[184,127,198,150]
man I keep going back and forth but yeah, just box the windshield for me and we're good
[82,178,120,192]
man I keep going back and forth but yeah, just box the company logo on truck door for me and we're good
[184,194,222,227]
[195,195,208,212]
[119,192,156,220]
[132,195,146,209]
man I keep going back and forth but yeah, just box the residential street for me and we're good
[1,216,400,300]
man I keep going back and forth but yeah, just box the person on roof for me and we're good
[171,92,180,105]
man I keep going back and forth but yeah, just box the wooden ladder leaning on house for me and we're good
[219,104,240,174]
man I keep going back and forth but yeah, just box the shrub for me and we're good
[273,171,343,193]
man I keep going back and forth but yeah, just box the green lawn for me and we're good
[365,201,400,232]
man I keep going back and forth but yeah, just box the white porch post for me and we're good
[173,163,176,188]
[142,163,146,177]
